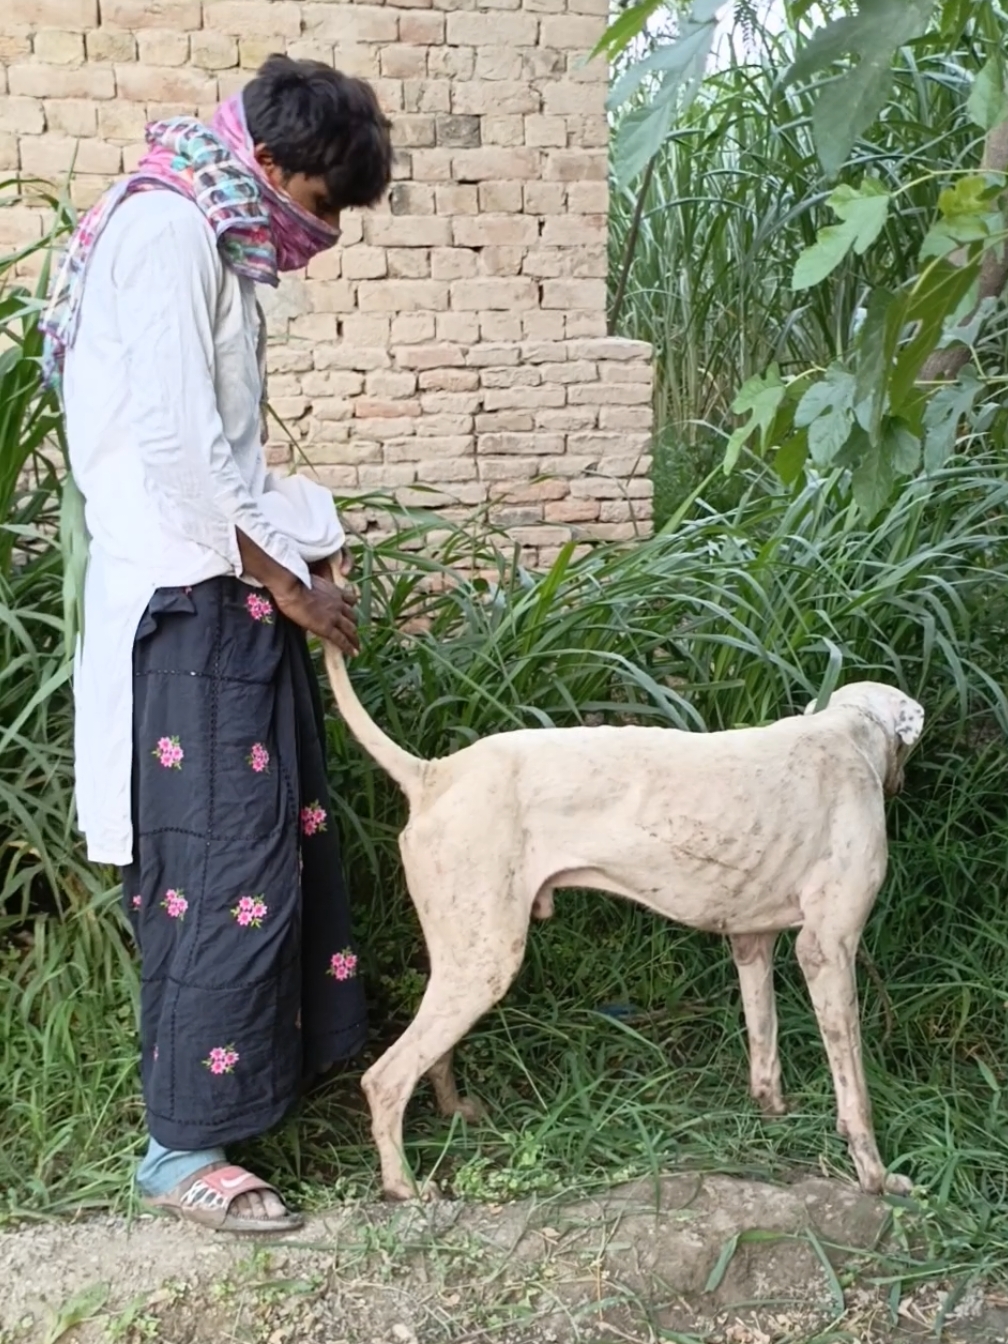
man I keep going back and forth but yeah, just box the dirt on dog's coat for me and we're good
[323,622,923,1202]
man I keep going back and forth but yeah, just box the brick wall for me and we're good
[1,0,653,566]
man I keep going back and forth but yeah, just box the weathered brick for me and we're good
[455,149,540,187]
[20,133,121,176]
[382,45,428,80]
[446,11,538,45]
[33,30,86,64]
[567,179,608,213]
[9,63,116,99]
[539,14,603,48]
[388,248,432,279]
[0,97,45,135]
[204,2,302,37]
[435,183,478,214]
[390,313,437,344]
[473,46,524,81]
[359,280,450,312]
[436,113,480,147]
[403,77,451,113]
[137,30,191,67]
[43,98,98,136]
[451,278,539,310]
[116,65,218,103]
[86,29,137,62]
[481,115,525,147]
[452,214,538,247]
[9,0,98,27]
[190,31,239,70]
[103,0,202,28]
[0,32,33,64]
[452,80,539,114]
[367,216,452,248]
[542,81,603,116]
[431,247,478,280]
[98,101,147,138]
[540,215,606,247]
[401,12,446,43]
[302,4,399,43]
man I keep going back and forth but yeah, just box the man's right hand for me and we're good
[274,574,360,656]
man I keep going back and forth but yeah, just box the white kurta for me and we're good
[63,191,344,866]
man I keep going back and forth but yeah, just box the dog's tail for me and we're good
[321,643,425,805]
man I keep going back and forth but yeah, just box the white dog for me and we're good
[323,630,922,1202]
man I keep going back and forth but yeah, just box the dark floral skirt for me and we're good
[121,576,367,1150]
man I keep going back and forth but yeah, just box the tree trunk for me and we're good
[919,119,1008,383]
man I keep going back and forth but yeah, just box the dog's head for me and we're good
[804,681,925,795]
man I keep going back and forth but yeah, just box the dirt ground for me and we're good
[2,1175,1006,1344]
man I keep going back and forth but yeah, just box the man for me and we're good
[41,55,394,1232]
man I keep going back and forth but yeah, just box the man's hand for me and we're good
[309,547,354,582]
[236,531,360,655]
[274,573,360,655]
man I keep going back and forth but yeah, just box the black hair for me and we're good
[243,54,393,211]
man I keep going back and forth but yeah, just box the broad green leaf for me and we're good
[723,364,785,473]
[590,0,664,61]
[792,180,889,290]
[851,439,895,520]
[786,0,937,177]
[854,286,907,441]
[773,430,809,485]
[922,367,983,472]
[883,417,922,475]
[889,257,981,410]
[613,96,676,185]
[795,364,857,466]
[608,18,719,109]
[967,55,1008,132]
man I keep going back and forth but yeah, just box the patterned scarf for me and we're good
[41,93,340,392]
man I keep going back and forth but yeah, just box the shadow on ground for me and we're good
[3,1175,1007,1343]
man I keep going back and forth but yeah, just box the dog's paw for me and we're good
[382,1177,443,1204]
[883,1172,913,1197]
[755,1091,788,1119]
[451,1096,487,1125]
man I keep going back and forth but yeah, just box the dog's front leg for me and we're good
[795,923,911,1196]
[730,933,786,1117]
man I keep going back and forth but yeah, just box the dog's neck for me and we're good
[841,703,899,794]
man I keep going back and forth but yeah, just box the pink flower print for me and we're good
[131,893,142,909]
[153,1044,159,1062]
[153,735,184,770]
[231,894,268,928]
[204,1044,240,1076]
[328,948,359,981]
[247,742,270,774]
[300,801,328,837]
[161,888,188,920]
[246,591,274,624]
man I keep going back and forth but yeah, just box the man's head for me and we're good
[243,54,393,229]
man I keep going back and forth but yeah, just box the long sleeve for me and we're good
[111,199,310,587]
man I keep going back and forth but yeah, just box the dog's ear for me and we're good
[893,693,925,746]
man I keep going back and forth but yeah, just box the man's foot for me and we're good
[144,1163,303,1233]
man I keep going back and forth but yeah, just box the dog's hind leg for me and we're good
[795,906,910,1196]
[362,833,530,1200]
[427,1049,486,1123]
[730,933,786,1117]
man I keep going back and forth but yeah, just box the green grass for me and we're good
[3,465,1008,1295]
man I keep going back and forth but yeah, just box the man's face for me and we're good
[253,146,342,231]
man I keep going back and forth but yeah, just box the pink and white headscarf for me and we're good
[42,93,340,391]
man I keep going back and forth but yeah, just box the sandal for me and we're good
[143,1162,304,1234]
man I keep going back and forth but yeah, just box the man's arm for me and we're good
[112,200,357,652]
